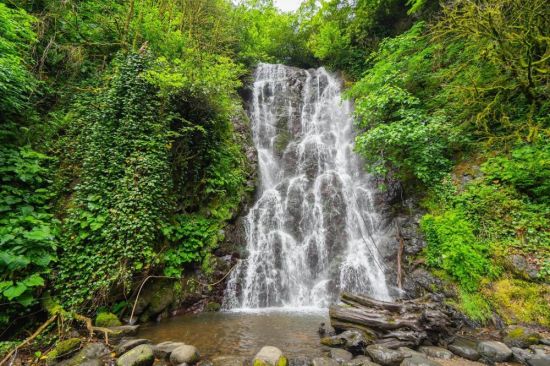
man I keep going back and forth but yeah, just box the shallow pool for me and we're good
[137,308,329,359]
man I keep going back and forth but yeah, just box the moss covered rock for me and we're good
[503,326,541,348]
[253,346,288,366]
[116,344,154,366]
[46,338,81,363]
[95,312,122,327]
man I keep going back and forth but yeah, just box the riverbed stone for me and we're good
[312,357,339,366]
[400,356,442,366]
[289,356,312,366]
[253,346,288,366]
[153,341,186,360]
[170,345,200,365]
[398,348,423,358]
[477,340,512,362]
[527,355,550,366]
[504,327,542,348]
[212,356,247,366]
[106,325,140,340]
[366,345,404,366]
[447,337,480,361]
[330,348,353,363]
[345,356,379,366]
[115,339,152,356]
[57,343,110,366]
[116,344,154,366]
[418,346,452,360]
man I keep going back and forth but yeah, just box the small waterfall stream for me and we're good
[224,64,391,309]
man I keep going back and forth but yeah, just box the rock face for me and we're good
[116,344,154,366]
[153,341,186,360]
[253,346,288,366]
[477,340,512,362]
[170,345,200,365]
[418,346,452,360]
[366,345,404,366]
[447,337,480,361]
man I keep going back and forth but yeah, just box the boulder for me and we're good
[366,345,404,366]
[253,346,288,366]
[312,358,339,366]
[447,337,480,361]
[115,339,152,356]
[46,338,81,364]
[503,327,541,348]
[106,325,140,340]
[540,339,550,346]
[154,341,186,360]
[345,356,380,366]
[321,330,370,353]
[212,356,247,366]
[116,344,154,366]
[95,312,122,327]
[398,348,423,358]
[57,343,110,366]
[330,348,353,363]
[527,355,550,366]
[400,356,442,366]
[418,347,452,360]
[477,340,512,362]
[170,345,200,365]
[512,347,533,365]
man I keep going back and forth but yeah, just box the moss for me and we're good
[455,289,493,323]
[95,312,122,327]
[253,357,288,366]
[46,338,81,362]
[277,357,288,366]
[205,302,221,312]
[487,278,550,327]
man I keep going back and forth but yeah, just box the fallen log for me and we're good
[329,292,461,349]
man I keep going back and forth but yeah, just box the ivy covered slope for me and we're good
[306,0,549,325]
[0,0,312,337]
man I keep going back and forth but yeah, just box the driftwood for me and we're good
[329,292,460,348]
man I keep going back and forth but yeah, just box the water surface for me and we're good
[137,309,328,359]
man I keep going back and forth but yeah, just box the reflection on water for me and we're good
[137,309,328,358]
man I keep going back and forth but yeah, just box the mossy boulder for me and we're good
[253,346,288,366]
[95,312,122,327]
[116,344,154,366]
[205,302,221,312]
[503,326,541,348]
[46,338,81,363]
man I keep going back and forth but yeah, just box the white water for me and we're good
[224,64,391,310]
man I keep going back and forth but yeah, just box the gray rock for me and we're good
[78,360,103,366]
[107,325,140,340]
[116,344,154,366]
[312,357,339,366]
[447,337,480,361]
[512,347,533,365]
[345,356,379,366]
[211,356,247,366]
[418,346,452,360]
[253,346,287,366]
[504,327,541,348]
[540,339,550,346]
[330,348,353,363]
[527,355,550,366]
[478,340,512,362]
[529,345,550,356]
[400,356,442,366]
[57,343,110,366]
[398,348,423,358]
[321,330,370,353]
[289,357,312,366]
[366,345,405,366]
[115,339,151,356]
[153,341,186,360]
[170,345,200,365]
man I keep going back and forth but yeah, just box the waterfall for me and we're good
[224,64,391,309]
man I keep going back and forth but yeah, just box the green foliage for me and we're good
[454,289,493,323]
[162,215,222,277]
[0,146,57,326]
[56,53,172,308]
[421,210,496,291]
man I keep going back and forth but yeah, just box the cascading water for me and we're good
[224,63,391,310]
